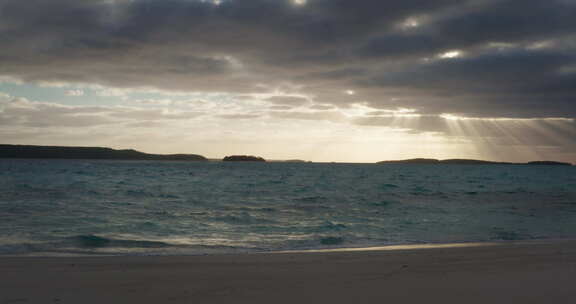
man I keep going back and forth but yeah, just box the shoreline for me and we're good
[2,239,576,303]
[3,238,574,258]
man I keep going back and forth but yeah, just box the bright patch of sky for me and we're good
[0,80,245,111]
[399,17,421,30]
[0,82,124,106]
[438,50,463,59]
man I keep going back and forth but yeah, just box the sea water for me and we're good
[1,159,575,256]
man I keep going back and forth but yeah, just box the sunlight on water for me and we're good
[276,242,502,253]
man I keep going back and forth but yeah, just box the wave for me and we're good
[0,235,177,256]
[2,160,575,256]
[0,235,274,256]
[69,235,172,248]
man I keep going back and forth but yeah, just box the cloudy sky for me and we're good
[1,0,575,162]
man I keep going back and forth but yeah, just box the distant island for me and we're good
[222,155,266,162]
[0,144,207,161]
[1,145,572,165]
[378,158,572,166]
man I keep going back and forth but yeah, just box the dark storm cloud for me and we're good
[360,48,576,117]
[359,0,576,59]
[1,0,576,119]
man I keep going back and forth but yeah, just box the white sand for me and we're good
[2,240,576,303]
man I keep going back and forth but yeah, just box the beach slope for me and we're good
[2,240,576,304]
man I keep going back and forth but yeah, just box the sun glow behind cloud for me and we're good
[400,17,421,29]
[0,83,475,162]
[2,76,574,163]
[438,50,463,59]
[440,114,575,161]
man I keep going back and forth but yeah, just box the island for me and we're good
[527,161,573,166]
[378,158,441,164]
[222,155,266,162]
[0,144,207,161]
[378,158,572,166]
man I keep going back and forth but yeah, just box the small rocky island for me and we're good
[0,144,208,161]
[222,155,266,162]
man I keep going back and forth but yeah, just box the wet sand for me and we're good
[2,240,576,304]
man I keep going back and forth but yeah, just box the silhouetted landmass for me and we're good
[379,158,440,164]
[0,144,207,161]
[527,161,572,166]
[441,159,512,165]
[222,155,266,162]
[283,159,308,163]
[378,158,572,166]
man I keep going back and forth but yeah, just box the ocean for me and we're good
[1,159,575,256]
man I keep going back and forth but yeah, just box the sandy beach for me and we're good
[2,240,576,304]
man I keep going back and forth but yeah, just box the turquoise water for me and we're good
[1,159,575,256]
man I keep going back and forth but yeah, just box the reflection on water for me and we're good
[274,241,502,253]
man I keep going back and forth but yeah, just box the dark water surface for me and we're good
[1,159,575,256]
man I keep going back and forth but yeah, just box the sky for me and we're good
[0,0,575,163]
